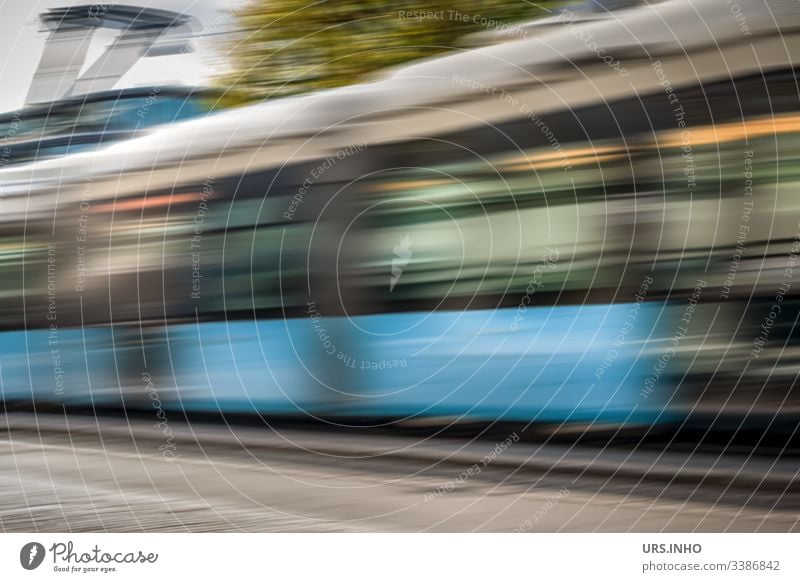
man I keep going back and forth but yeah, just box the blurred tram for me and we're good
[0,86,209,167]
[1,0,800,431]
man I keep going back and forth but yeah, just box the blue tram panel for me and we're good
[2,303,670,426]
[340,303,668,423]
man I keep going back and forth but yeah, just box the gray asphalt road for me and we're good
[1,414,798,532]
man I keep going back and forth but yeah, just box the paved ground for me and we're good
[1,414,798,532]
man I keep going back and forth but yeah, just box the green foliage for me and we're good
[211,0,554,107]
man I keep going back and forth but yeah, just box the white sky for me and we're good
[0,0,241,113]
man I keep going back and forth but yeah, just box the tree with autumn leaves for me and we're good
[212,0,555,107]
